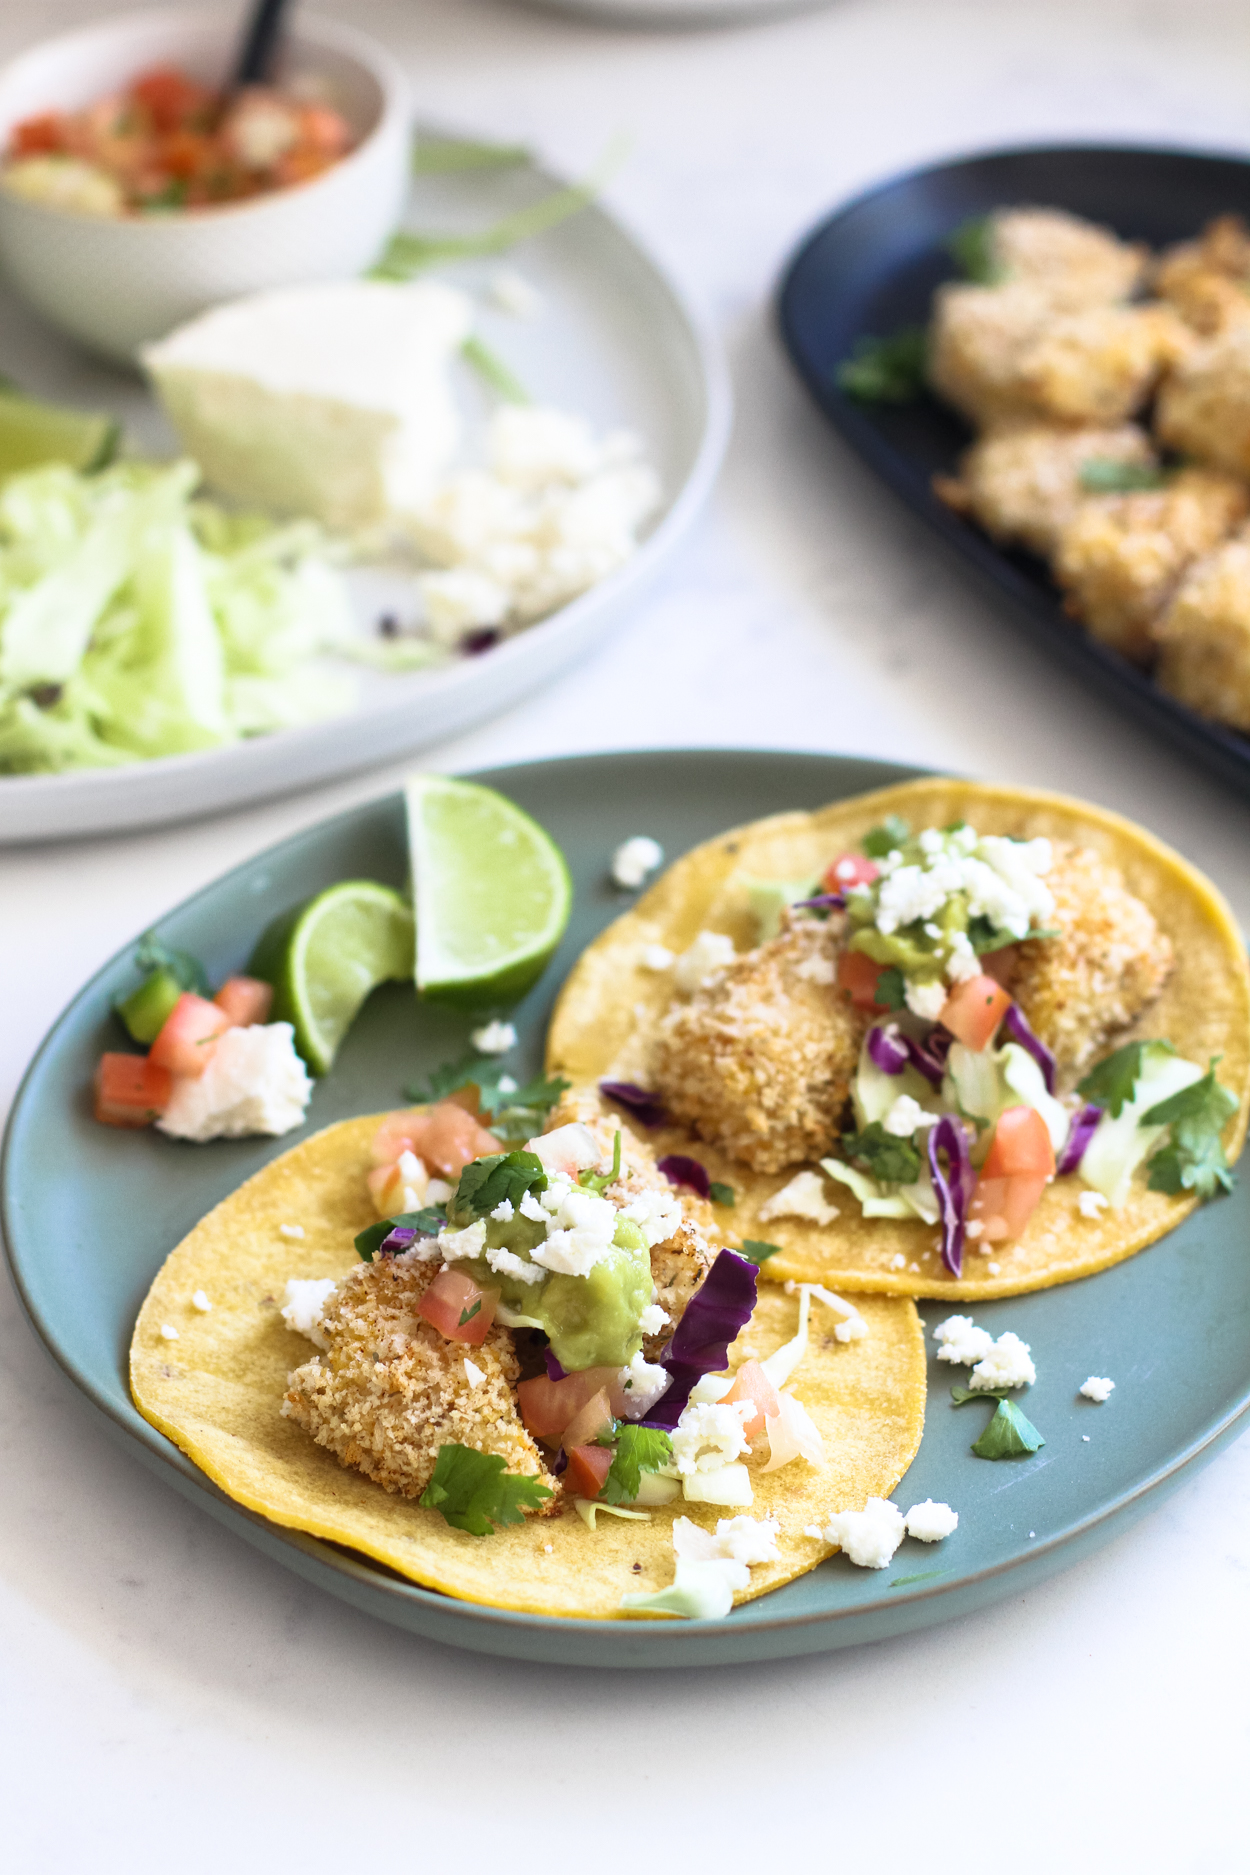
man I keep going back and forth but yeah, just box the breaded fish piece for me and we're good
[1154,215,1250,336]
[650,910,867,1175]
[934,421,1156,556]
[1052,467,1248,662]
[283,1250,559,1505]
[545,1087,714,1356]
[1156,321,1250,478]
[1154,534,1250,731]
[929,283,1184,429]
[987,206,1148,308]
[1002,840,1173,1076]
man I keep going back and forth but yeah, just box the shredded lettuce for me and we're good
[0,460,356,773]
[822,1156,940,1223]
[1080,1044,1205,1208]
[943,1039,1069,1154]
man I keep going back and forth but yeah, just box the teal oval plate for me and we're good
[5,751,1250,1668]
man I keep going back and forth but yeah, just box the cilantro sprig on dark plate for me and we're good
[405,1055,569,1143]
[951,1386,1045,1458]
[456,1150,548,1217]
[836,329,928,404]
[420,1444,553,1534]
[1076,1039,1174,1117]
[1143,1061,1238,1200]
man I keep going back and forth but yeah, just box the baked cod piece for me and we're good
[986,206,1148,308]
[1052,467,1248,661]
[934,421,1157,556]
[283,1250,559,1506]
[999,839,1173,1075]
[1156,321,1250,478]
[650,910,868,1175]
[1153,215,1250,336]
[1154,533,1250,731]
[928,283,1185,429]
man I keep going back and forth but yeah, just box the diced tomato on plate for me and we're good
[94,1053,172,1127]
[939,975,1012,1051]
[823,853,879,892]
[148,992,231,1077]
[213,975,273,1027]
[971,1105,1055,1241]
[566,1443,613,1499]
[723,1358,781,1440]
[417,1269,499,1346]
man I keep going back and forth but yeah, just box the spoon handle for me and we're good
[232,0,292,89]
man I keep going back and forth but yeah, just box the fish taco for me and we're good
[547,779,1250,1299]
[131,1100,927,1619]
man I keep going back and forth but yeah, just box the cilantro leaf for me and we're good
[862,815,910,859]
[946,215,1002,283]
[971,1398,1045,1459]
[403,1056,569,1142]
[419,1444,553,1534]
[971,1398,1044,1458]
[600,1426,674,1506]
[874,966,907,1011]
[708,1181,735,1206]
[740,1239,783,1265]
[841,1121,922,1186]
[131,930,210,997]
[579,1129,622,1193]
[404,1051,482,1104]
[1144,1061,1238,1200]
[950,1384,1014,1405]
[1076,1040,1175,1118]
[836,330,927,404]
[1079,459,1167,494]
[455,1149,548,1219]
[354,1206,447,1261]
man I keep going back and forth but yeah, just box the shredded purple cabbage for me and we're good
[1058,1102,1103,1175]
[904,1033,948,1087]
[867,1025,908,1075]
[544,1346,566,1381]
[928,1116,975,1278]
[599,1079,668,1128]
[656,1153,712,1199]
[462,627,500,656]
[643,1249,758,1430]
[552,1447,568,1475]
[791,891,846,911]
[378,1224,418,1255]
[1002,1002,1057,1094]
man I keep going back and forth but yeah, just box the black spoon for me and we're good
[230,0,293,90]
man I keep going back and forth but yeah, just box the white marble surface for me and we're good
[4,0,1250,1867]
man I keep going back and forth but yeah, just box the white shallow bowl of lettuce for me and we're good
[0,152,729,843]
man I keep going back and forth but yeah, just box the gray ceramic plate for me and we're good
[5,750,1249,1668]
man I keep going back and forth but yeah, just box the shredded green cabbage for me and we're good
[0,460,356,773]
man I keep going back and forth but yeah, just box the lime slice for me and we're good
[0,390,120,479]
[406,774,572,1007]
[248,881,415,1075]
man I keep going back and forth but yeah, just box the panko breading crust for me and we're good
[928,284,1184,430]
[988,206,1148,308]
[1156,321,1250,480]
[1003,839,1174,1074]
[1154,215,1250,336]
[1052,467,1248,662]
[1155,533,1250,731]
[282,1249,560,1507]
[650,910,868,1175]
[934,421,1156,556]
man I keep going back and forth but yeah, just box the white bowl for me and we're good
[0,8,412,365]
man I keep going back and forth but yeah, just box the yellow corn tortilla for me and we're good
[131,1115,926,1619]
[547,778,1250,1300]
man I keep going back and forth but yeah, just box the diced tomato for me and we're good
[12,111,67,156]
[94,1052,172,1127]
[561,1388,614,1452]
[516,1366,622,1441]
[837,949,890,1010]
[369,1101,500,1178]
[129,65,212,132]
[157,130,212,179]
[982,1104,1055,1179]
[148,992,231,1077]
[213,975,273,1027]
[823,852,880,892]
[939,975,1012,1051]
[970,1105,1055,1242]
[723,1359,781,1441]
[566,1443,613,1499]
[417,1269,499,1346]
[367,1157,429,1216]
[297,104,352,155]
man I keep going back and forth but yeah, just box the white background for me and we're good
[4,1,1250,1868]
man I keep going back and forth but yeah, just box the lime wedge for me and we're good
[0,390,120,479]
[248,880,415,1075]
[406,774,572,1007]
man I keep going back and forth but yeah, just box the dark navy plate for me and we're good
[777,144,1250,799]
